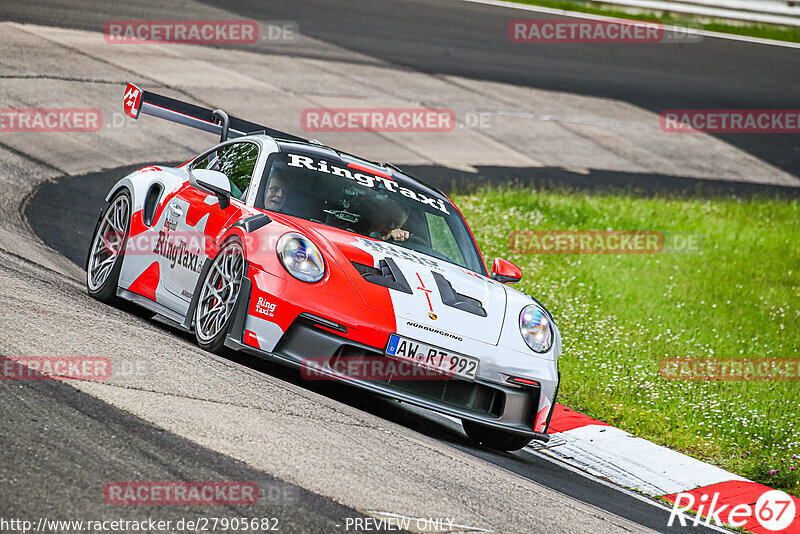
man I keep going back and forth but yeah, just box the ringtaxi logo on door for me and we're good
[668,489,796,531]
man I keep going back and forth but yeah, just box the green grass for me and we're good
[455,186,800,495]
[507,0,800,43]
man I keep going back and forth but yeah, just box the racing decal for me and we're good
[405,321,463,342]
[123,83,142,119]
[184,190,220,226]
[534,397,552,433]
[126,261,160,301]
[286,154,450,214]
[356,238,440,270]
[346,162,393,180]
[242,314,285,353]
[152,218,204,273]
[137,165,161,173]
[243,329,261,349]
[121,180,251,311]
[247,264,396,351]
[351,239,507,347]
[129,185,185,239]
[460,266,486,281]
[128,209,148,238]
[254,297,277,318]
[414,272,434,313]
[175,186,243,257]
[139,184,244,261]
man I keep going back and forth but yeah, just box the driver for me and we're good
[264,174,288,211]
[369,201,409,242]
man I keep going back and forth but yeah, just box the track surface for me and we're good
[25,164,722,533]
[1,0,798,177]
[6,0,795,531]
[1,377,379,533]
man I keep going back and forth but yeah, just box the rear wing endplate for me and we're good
[122,83,305,143]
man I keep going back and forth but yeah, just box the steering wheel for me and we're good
[406,233,426,245]
[384,232,425,245]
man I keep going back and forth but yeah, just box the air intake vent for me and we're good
[351,257,412,294]
[432,272,487,317]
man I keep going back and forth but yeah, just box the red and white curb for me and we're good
[528,404,800,532]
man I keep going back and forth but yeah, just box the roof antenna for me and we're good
[211,109,230,142]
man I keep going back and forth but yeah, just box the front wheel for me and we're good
[194,237,245,354]
[87,190,130,303]
[462,420,532,451]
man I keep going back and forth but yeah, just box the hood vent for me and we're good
[432,272,487,317]
[351,257,412,294]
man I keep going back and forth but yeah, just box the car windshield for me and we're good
[257,152,485,274]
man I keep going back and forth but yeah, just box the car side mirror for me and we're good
[190,169,231,209]
[491,258,522,284]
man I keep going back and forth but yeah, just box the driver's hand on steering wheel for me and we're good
[383,228,410,242]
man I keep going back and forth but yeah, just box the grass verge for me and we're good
[455,186,800,495]
[505,0,800,43]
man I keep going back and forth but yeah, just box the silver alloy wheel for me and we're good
[87,193,130,291]
[195,240,244,342]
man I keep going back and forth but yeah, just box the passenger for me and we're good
[264,174,288,211]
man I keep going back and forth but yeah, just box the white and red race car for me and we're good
[86,84,561,451]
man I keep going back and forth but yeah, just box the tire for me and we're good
[462,420,532,451]
[87,190,131,303]
[194,237,245,354]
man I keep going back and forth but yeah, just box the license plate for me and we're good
[385,334,479,381]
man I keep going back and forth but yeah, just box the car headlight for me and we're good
[276,232,325,283]
[519,304,553,353]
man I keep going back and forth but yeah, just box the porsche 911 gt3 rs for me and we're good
[86,83,561,451]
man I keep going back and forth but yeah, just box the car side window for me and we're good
[192,143,258,200]
[216,143,259,200]
[192,150,219,171]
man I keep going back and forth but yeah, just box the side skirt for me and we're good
[117,287,187,328]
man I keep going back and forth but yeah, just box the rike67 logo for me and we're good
[669,489,797,531]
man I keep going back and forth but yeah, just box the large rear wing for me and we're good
[122,83,306,143]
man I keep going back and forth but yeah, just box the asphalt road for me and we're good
[195,0,800,178]
[0,376,384,533]
[6,0,791,531]
[1,0,798,177]
[25,164,724,534]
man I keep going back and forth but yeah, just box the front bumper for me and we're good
[225,278,554,441]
